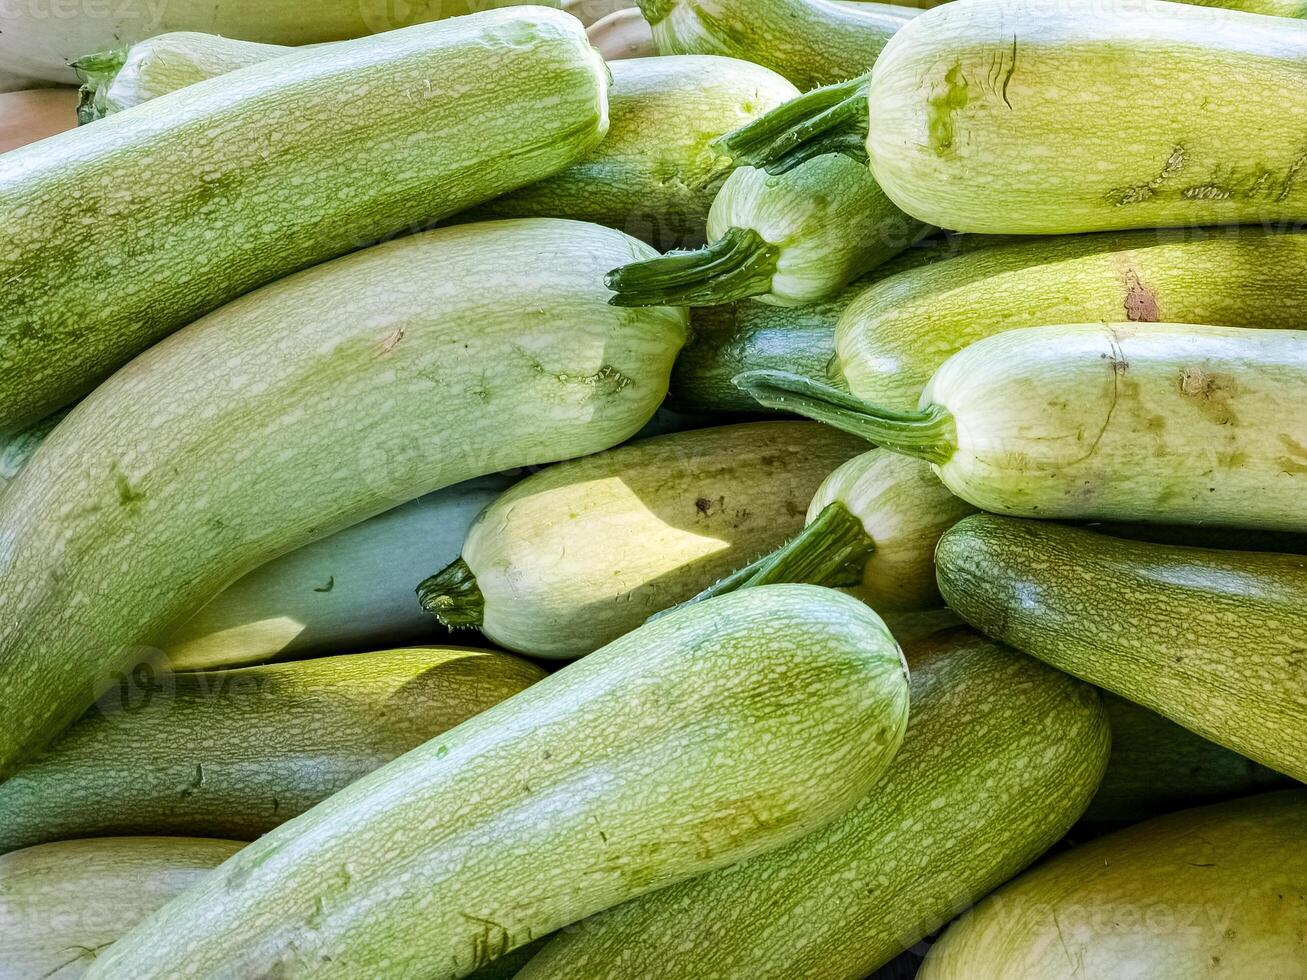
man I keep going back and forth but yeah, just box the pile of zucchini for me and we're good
[0,0,1303,977]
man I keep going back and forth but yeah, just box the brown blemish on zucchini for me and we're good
[1121,269,1159,322]
[1178,367,1237,425]
[1278,434,1307,474]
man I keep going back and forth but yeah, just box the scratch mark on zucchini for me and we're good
[314,576,335,593]
[1001,36,1017,110]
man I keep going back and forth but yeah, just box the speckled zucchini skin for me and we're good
[0,8,608,433]
[86,586,910,980]
[868,0,1307,233]
[0,218,686,780]
[519,627,1109,979]
[920,790,1307,979]
[938,516,1307,782]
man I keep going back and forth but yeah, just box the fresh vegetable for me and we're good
[0,8,610,434]
[1086,694,1292,825]
[565,0,637,25]
[639,0,915,89]
[0,88,77,152]
[0,408,67,497]
[741,323,1307,528]
[867,0,1307,233]
[86,586,911,979]
[520,627,1110,979]
[0,647,544,853]
[418,422,864,658]
[586,8,657,60]
[0,217,686,780]
[1184,0,1307,13]
[608,152,926,307]
[0,837,245,980]
[834,228,1307,412]
[937,515,1307,781]
[919,790,1307,979]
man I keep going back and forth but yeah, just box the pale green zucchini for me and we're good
[586,8,657,60]
[520,627,1109,979]
[0,647,544,853]
[608,152,927,307]
[867,0,1307,233]
[565,0,638,26]
[1086,694,1292,825]
[639,0,915,89]
[741,323,1307,528]
[0,8,609,434]
[0,837,244,980]
[86,586,910,979]
[1184,0,1307,13]
[0,0,559,87]
[0,407,67,496]
[937,515,1307,782]
[920,790,1307,979]
[417,422,864,658]
[834,228,1307,412]
[0,218,685,780]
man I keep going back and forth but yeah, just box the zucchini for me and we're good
[0,836,244,980]
[0,408,67,497]
[586,8,657,60]
[565,0,637,26]
[937,515,1307,781]
[519,627,1110,979]
[0,647,544,853]
[740,323,1307,528]
[1087,694,1292,825]
[835,228,1307,412]
[920,789,1307,979]
[0,217,685,780]
[867,0,1307,233]
[607,152,927,307]
[639,0,915,89]
[0,87,76,152]
[417,422,865,658]
[0,8,609,433]
[86,586,911,979]
[1185,0,1307,12]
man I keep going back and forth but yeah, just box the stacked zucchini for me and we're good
[0,0,1303,977]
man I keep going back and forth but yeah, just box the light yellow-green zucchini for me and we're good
[586,8,657,60]
[86,586,910,979]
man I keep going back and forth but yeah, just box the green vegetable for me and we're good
[1184,0,1307,13]
[607,153,926,307]
[1087,694,1292,825]
[639,0,915,89]
[0,647,544,853]
[418,422,864,658]
[87,586,911,979]
[520,627,1110,979]
[740,323,1307,528]
[0,408,67,497]
[0,8,609,433]
[920,790,1307,979]
[937,515,1307,782]
[0,217,686,780]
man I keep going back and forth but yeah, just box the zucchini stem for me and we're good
[713,74,871,174]
[72,46,128,125]
[416,558,485,629]
[734,370,956,465]
[606,228,780,308]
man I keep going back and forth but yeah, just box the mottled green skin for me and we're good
[1086,694,1292,825]
[0,647,544,853]
[869,0,1307,233]
[0,9,608,433]
[640,0,914,89]
[0,837,244,980]
[838,229,1307,412]
[0,218,686,780]
[921,790,1307,979]
[87,587,910,980]
[520,628,1108,979]
[1183,0,1307,17]
[460,422,865,658]
[938,516,1307,782]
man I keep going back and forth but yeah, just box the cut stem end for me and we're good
[606,227,780,307]
[416,557,485,630]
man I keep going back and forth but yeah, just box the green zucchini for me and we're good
[920,789,1307,979]
[834,228,1307,412]
[740,323,1307,528]
[86,586,911,979]
[1185,0,1307,13]
[867,0,1307,233]
[417,422,865,658]
[607,152,927,307]
[1086,694,1292,825]
[0,647,543,853]
[639,0,915,89]
[519,627,1110,979]
[0,217,685,780]
[937,515,1307,782]
[0,8,609,434]
[0,836,245,980]
[0,408,67,496]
